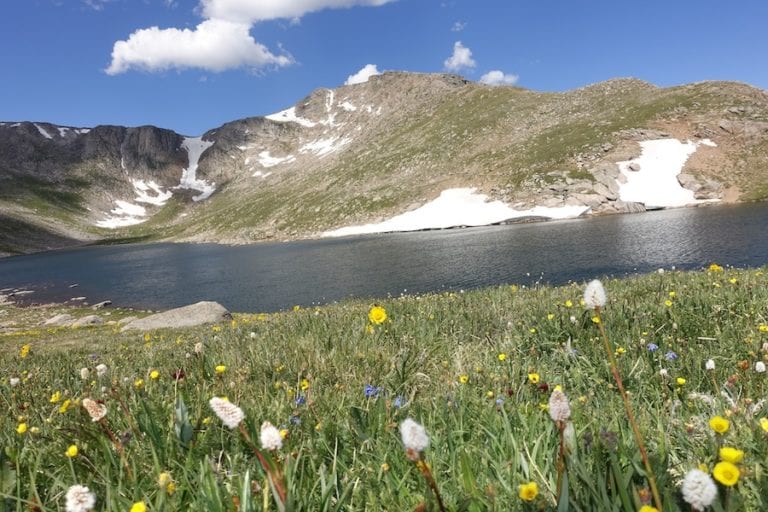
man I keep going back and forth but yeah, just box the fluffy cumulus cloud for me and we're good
[443,41,475,72]
[107,0,396,74]
[106,19,292,75]
[345,64,381,85]
[479,70,519,86]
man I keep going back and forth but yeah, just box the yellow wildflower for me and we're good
[518,481,538,502]
[729,277,738,284]
[368,306,387,325]
[486,390,494,399]
[130,502,147,512]
[134,378,144,389]
[639,507,659,512]
[20,344,31,358]
[528,373,540,384]
[529,327,537,333]
[709,415,730,434]
[564,299,573,308]
[668,291,676,298]
[760,417,768,432]
[158,472,175,494]
[381,463,390,472]
[50,391,62,403]
[300,378,310,391]
[708,263,724,272]
[279,428,289,439]
[16,423,27,435]
[759,325,768,333]
[143,333,151,342]
[59,399,72,414]
[66,445,78,458]
[149,370,160,380]
[719,447,744,464]
[215,365,226,375]
[591,316,601,324]
[498,353,507,362]
[458,374,469,384]
[665,300,673,307]
[547,313,555,321]
[712,461,740,486]
[676,377,686,386]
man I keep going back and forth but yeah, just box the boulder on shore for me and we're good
[43,313,75,327]
[121,301,232,331]
[72,315,104,328]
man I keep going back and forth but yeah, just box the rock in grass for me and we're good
[43,313,75,326]
[72,315,104,328]
[121,301,231,332]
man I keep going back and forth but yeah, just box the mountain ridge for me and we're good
[1,72,767,256]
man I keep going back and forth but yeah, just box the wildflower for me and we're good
[9,377,20,387]
[400,418,429,460]
[65,484,96,512]
[208,397,244,429]
[95,364,108,377]
[194,342,203,354]
[591,316,601,324]
[66,444,78,458]
[59,399,72,414]
[647,343,659,352]
[676,377,686,386]
[364,384,381,398]
[134,378,144,389]
[712,461,740,486]
[760,417,768,432]
[295,395,306,406]
[706,359,715,371]
[756,361,766,373]
[665,351,678,361]
[50,391,62,403]
[82,398,107,422]
[639,507,659,512]
[681,469,717,511]
[615,347,626,355]
[393,396,404,408]
[260,421,283,450]
[719,447,744,464]
[547,313,555,321]
[759,325,768,333]
[368,306,387,325]
[527,373,540,384]
[279,428,289,439]
[16,422,27,435]
[709,415,730,434]
[729,277,738,284]
[80,368,90,380]
[381,462,390,472]
[20,344,31,358]
[548,389,571,422]
[708,263,724,272]
[214,365,226,375]
[129,502,147,512]
[498,353,507,362]
[564,299,573,308]
[518,481,538,502]
[158,472,175,494]
[458,374,469,384]
[583,279,607,308]
[150,370,160,380]
[664,299,673,307]
[659,368,669,378]
[486,390,494,399]
[300,378,310,391]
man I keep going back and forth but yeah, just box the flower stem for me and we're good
[239,423,287,505]
[415,459,446,512]
[595,307,662,511]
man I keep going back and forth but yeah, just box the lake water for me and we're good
[1,203,767,312]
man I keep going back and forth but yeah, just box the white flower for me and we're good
[705,359,715,371]
[548,389,571,422]
[400,418,430,459]
[569,315,577,324]
[65,484,96,512]
[9,377,20,387]
[250,332,257,339]
[95,364,108,377]
[756,361,766,373]
[583,280,607,308]
[81,398,107,422]
[762,342,768,353]
[194,342,204,354]
[208,397,244,429]
[79,368,90,380]
[259,421,283,451]
[657,268,665,274]
[681,469,718,511]
[659,368,669,378]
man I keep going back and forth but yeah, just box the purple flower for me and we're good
[364,385,382,398]
[393,396,404,408]
[647,343,659,352]
[295,396,306,406]
[665,351,678,361]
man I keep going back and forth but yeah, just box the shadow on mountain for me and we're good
[0,214,84,256]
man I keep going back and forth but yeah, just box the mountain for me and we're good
[1,72,767,256]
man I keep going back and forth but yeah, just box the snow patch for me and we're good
[340,101,357,112]
[299,136,351,157]
[76,128,90,135]
[617,138,719,208]
[132,179,172,206]
[176,137,216,201]
[699,138,717,147]
[34,123,52,139]
[266,106,317,128]
[323,188,589,237]
[57,127,69,137]
[252,171,273,179]
[96,200,148,229]
[257,151,296,168]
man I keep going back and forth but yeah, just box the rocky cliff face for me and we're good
[1,72,767,256]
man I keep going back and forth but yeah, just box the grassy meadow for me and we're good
[2,264,768,511]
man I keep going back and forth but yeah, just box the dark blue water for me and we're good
[1,203,767,312]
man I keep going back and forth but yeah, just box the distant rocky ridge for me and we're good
[1,72,767,256]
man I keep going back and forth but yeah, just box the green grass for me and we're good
[2,266,768,510]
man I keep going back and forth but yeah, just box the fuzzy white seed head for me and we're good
[65,484,96,512]
[208,397,244,429]
[705,359,715,371]
[81,398,107,422]
[250,332,257,339]
[9,377,20,387]
[548,389,571,422]
[583,280,607,309]
[260,421,283,451]
[756,361,766,373]
[95,364,108,377]
[399,418,430,457]
[79,368,90,380]
[194,342,204,354]
[681,469,718,511]
[659,368,669,378]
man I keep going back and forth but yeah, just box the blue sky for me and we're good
[3,0,767,135]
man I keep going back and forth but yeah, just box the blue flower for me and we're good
[393,396,404,408]
[495,397,505,407]
[647,343,659,352]
[665,351,678,361]
[295,395,306,406]
[364,384,382,398]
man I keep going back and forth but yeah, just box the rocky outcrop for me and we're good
[121,301,231,331]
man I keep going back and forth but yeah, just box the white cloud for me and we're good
[83,0,115,10]
[450,21,465,32]
[479,70,519,86]
[201,0,397,24]
[107,0,396,75]
[106,19,292,75]
[443,41,475,72]
[345,64,381,85]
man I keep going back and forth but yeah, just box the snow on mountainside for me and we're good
[1,72,768,256]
